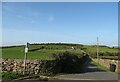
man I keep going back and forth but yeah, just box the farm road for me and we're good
[55,59,119,80]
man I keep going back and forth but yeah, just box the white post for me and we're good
[23,52,27,75]
[97,37,99,64]
[23,45,28,75]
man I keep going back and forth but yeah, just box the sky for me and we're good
[2,2,118,46]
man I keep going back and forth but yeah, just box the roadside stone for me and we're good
[39,76,49,81]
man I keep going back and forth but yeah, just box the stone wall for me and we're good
[1,55,90,74]
[1,59,60,74]
[93,59,120,72]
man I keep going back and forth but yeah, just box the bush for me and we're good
[52,51,88,73]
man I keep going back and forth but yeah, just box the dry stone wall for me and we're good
[93,59,120,72]
[1,58,60,74]
[1,55,90,74]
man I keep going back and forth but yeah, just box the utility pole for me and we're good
[97,37,99,64]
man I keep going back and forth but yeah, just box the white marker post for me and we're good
[23,43,29,75]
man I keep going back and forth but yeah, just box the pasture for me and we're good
[83,45,118,60]
[2,44,83,60]
[83,45,118,53]
[2,43,119,60]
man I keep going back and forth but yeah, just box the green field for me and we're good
[2,43,119,60]
[83,45,118,53]
[2,44,83,60]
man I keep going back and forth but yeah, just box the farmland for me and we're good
[1,43,119,60]
[82,45,118,60]
[83,45,118,53]
[1,43,119,80]
[2,43,83,60]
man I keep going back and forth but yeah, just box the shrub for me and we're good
[52,51,88,73]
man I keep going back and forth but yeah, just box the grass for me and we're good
[2,44,118,60]
[2,71,67,80]
[2,44,83,60]
[2,72,26,80]
[83,45,118,60]
[2,49,82,60]
[99,56,118,60]
[93,61,110,72]
[83,45,118,53]
[2,72,42,80]
[92,61,120,75]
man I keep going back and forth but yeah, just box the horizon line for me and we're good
[1,42,118,47]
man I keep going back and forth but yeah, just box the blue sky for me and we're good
[2,2,118,46]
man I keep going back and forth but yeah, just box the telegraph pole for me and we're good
[97,37,99,64]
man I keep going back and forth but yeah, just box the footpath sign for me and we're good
[25,47,28,53]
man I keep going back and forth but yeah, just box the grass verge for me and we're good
[2,71,66,80]
[2,72,34,80]
[92,61,120,75]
